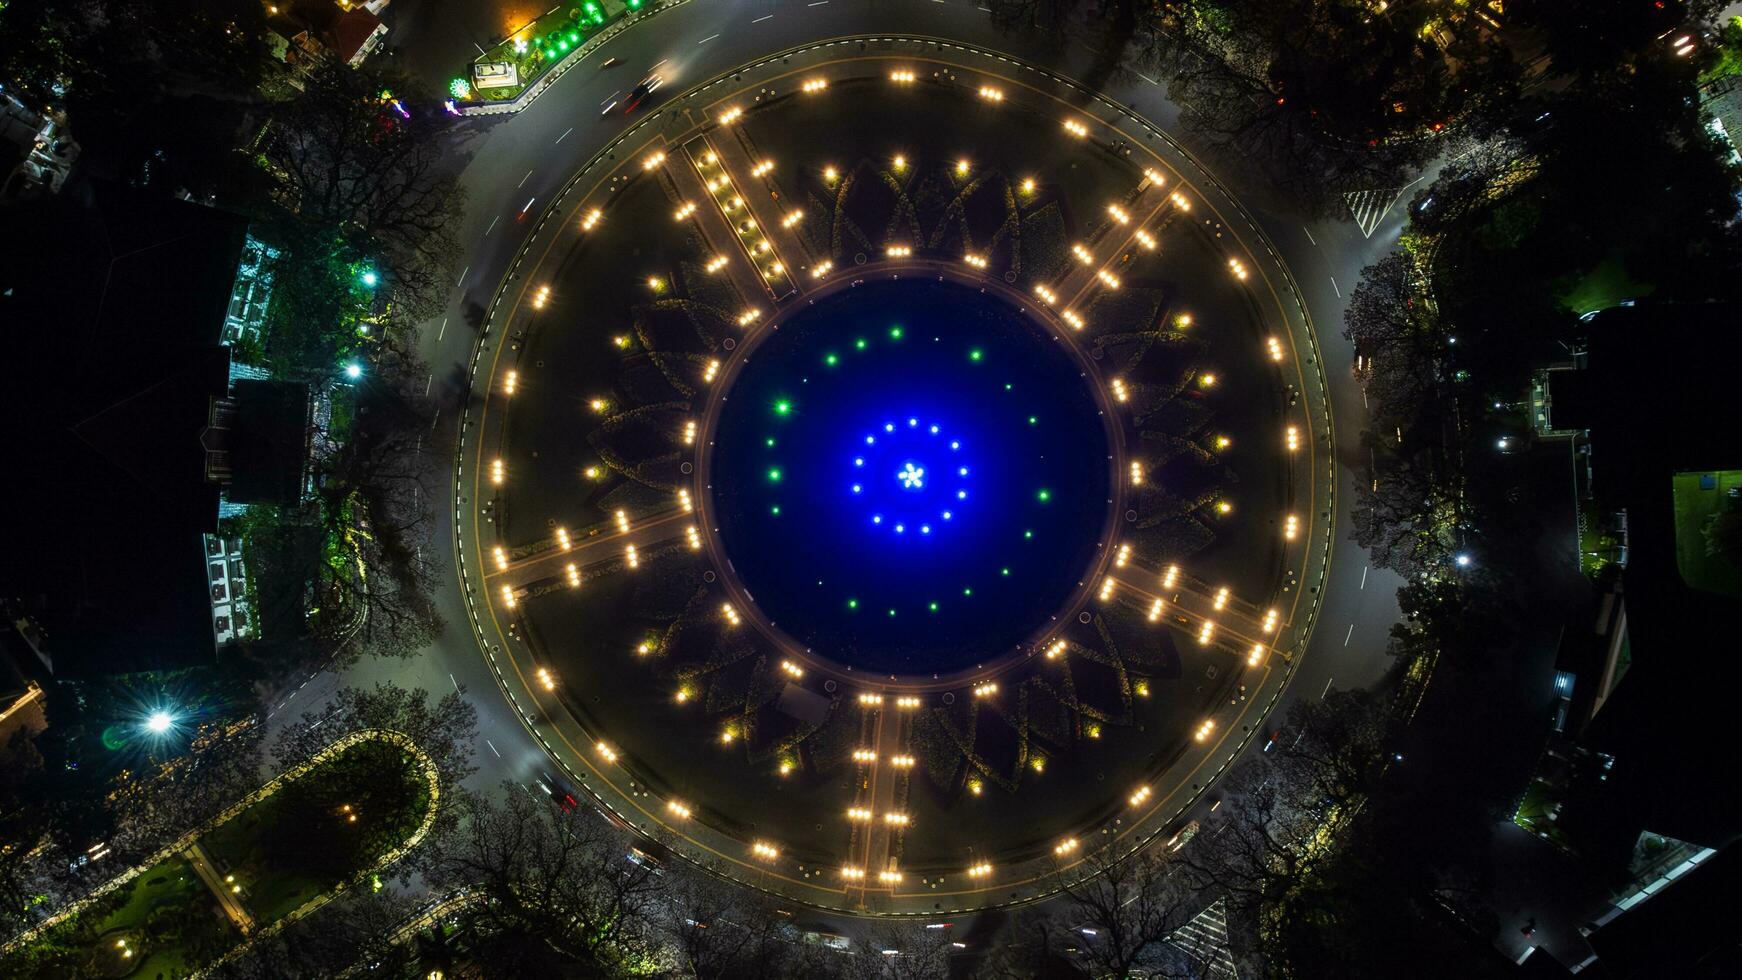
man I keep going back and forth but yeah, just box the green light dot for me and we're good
[969,348,984,362]
[889,326,903,340]
[962,587,973,596]
[1024,529,1034,539]
[768,468,782,482]
[825,353,839,366]
[1001,567,1011,577]
[929,601,939,612]
[770,505,781,515]
[1005,383,1013,391]
[1028,416,1038,425]
[856,338,867,350]
[848,598,858,610]
[766,437,776,448]
[1037,488,1051,502]
[888,608,897,617]
[774,400,792,415]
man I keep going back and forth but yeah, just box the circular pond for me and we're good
[709,279,1113,674]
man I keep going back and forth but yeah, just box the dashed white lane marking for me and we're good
[752,13,773,21]
[485,214,499,235]
[1302,226,1317,246]
[456,265,470,287]
[1344,624,1355,647]
[698,33,719,43]
[437,317,448,341]
[450,672,461,692]
[1321,676,1335,698]
[1329,275,1341,298]
[518,169,533,188]
[1360,565,1368,589]
[556,126,574,144]
[487,739,502,758]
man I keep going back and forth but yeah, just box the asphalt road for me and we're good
[267,0,1419,942]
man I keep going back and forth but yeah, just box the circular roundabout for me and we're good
[463,38,1331,914]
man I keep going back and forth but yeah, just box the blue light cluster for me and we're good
[708,280,1110,674]
[851,416,969,536]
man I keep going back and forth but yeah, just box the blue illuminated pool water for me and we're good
[710,280,1112,675]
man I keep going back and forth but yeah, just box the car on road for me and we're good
[1166,819,1201,852]
[628,838,670,874]
[537,770,578,811]
[624,74,663,113]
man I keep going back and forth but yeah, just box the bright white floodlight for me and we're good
[145,710,175,734]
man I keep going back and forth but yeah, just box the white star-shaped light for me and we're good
[898,462,926,489]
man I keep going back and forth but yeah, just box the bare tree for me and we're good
[1274,691,1397,809]
[1055,843,1207,979]
[968,907,1064,979]
[104,715,266,864]
[1176,758,1320,915]
[431,787,667,976]
[305,347,443,666]
[658,871,801,979]
[841,922,955,980]
[266,61,462,326]
[209,888,424,979]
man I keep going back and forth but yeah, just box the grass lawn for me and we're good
[197,789,324,925]
[1670,470,1742,597]
[10,738,435,978]
[198,739,431,927]
[1577,504,1621,576]
[1557,256,1654,317]
[10,855,237,980]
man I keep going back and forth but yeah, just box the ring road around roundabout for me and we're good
[454,36,1335,916]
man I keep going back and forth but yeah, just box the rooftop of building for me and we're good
[1545,302,1742,849]
[0,179,250,677]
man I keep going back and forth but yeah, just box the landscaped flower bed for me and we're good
[5,737,434,979]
